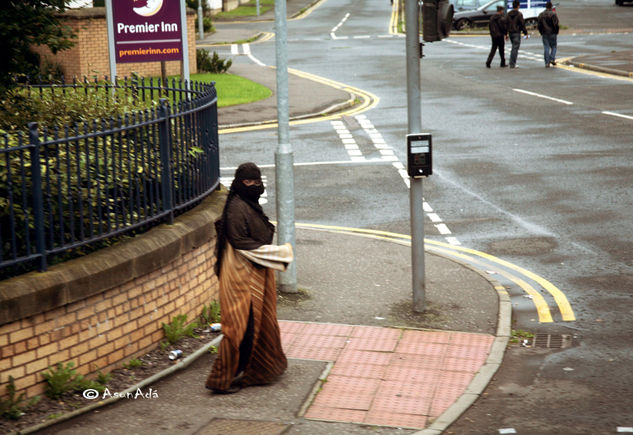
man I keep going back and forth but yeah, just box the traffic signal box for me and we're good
[422,0,454,42]
[407,133,433,177]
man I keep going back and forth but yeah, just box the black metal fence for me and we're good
[0,78,219,275]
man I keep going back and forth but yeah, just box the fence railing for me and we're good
[0,78,219,276]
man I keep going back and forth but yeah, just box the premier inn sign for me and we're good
[112,0,184,63]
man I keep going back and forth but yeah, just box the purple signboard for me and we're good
[112,0,184,63]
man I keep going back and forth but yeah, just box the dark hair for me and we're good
[513,0,520,8]
[496,5,504,11]
[546,1,553,8]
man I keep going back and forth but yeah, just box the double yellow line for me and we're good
[292,222,575,323]
[219,68,379,134]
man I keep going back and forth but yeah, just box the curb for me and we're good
[14,336,223,435]
[412,255,511,435]
[563,59,633,78]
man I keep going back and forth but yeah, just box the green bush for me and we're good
[42,362,91,399]
[203,16,215,33]
[162,314,199,348]
[0,376,40,420]
[200,300,221,325]
[196,49,232,74]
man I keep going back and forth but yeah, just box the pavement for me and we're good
[29,2,632,434]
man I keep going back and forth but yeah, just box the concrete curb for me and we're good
[413,264,512,435]
[15,335,223,435]
[563,59,633,78]
[218,93,357,130]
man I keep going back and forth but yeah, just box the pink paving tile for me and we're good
[383,366,442,383]
[278,320,306,334]
[449,332,494,347]
[376,380,435,400]
[290,333,349,349]
[351,325,402,340]
[312,376,380,410]
[445,344,490,360]
[429,399,455,418]
[442,356,486,373]
[395,341,448,356]
[437,370,475,388]
[300,322,354,337]
[280,332,298,351]
[370,383,433,415]
[346,336,399,352]
[329,362,387,379]
[400,329,452,344]
[337,349,394,366]
[364,410,428,429]
[391,353,444,370]
[304,405,367,423]
[286,346,341,361]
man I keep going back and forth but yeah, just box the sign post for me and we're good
[105,0,190,82]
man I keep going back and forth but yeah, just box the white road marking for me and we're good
[602,111,633,121]
[513,88,574,105]
[231,44,238,55]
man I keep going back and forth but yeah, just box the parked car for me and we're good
[452,0,505,30]
[450,0,487,12]
[452,0,549,30]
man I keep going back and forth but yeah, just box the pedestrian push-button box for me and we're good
[407,133,432,177]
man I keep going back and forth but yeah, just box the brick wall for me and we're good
[33,7,197,81]
[0,193,224,399]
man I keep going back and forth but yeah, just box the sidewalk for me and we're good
[26,4,632,435]
[40,230,508,434]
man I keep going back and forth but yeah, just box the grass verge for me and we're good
[191,72,272,107]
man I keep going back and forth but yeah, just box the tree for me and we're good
[0,1,76,93]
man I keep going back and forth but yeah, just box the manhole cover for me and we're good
[196,418,289,435]
[532,333,572,349]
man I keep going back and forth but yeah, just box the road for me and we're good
[216,0,633,433]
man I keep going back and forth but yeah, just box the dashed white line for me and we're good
[513,88,574,105]
[602,111,633,121]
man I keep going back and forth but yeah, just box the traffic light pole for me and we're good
[406,0,426,312]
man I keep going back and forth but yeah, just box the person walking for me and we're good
[537,1,559,67]
[507,0,528,68]
[486,5,508,68]
[206,162,293,394]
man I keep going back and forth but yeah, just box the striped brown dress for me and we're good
[205,243,287,390]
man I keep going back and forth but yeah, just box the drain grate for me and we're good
[532,334,572,349]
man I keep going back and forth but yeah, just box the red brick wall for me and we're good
[0,241,217,399]
[33,8,197,81]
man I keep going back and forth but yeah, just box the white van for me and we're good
[506,0,550,27]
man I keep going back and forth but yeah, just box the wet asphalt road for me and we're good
[216,0,633,432]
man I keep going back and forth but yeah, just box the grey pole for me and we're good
[180,0,191,83]
[257,0,260,16]
[105,0,117,86]
[406,0,425,312]
[274,0,297,293]
[198,0,204,40]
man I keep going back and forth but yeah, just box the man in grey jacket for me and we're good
[537,1,559,67]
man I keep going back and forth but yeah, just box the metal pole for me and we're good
[274,0,297,293]
[406,0,425,312]
[198,0,204,40]
[28,123,47,272]
[257,0,260,16]
[105,0,117,86]
[180,0,191,84]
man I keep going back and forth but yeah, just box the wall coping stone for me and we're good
[0,190,227,326]
[57,7,195,19]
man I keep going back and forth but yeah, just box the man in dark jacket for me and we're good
[537,1,559,67]
[507,0,528,68]
[486,5,508,68]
